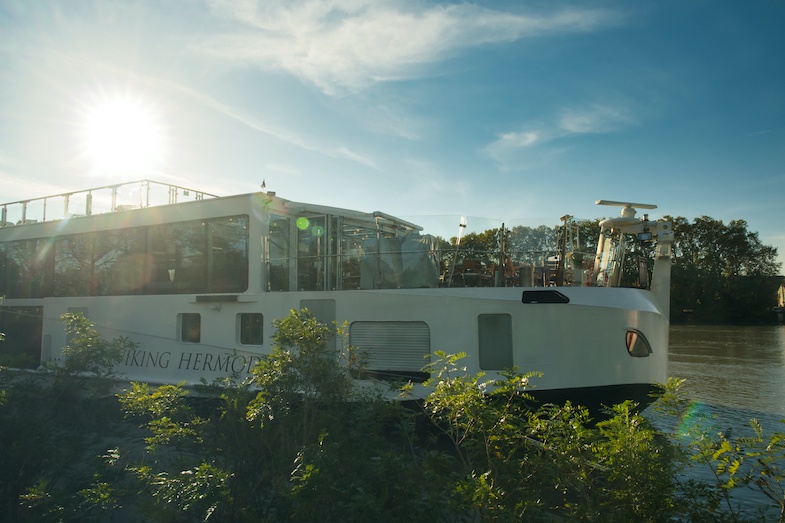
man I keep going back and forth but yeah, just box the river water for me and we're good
[660,324,785,518]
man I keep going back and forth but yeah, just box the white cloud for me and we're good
[497,131,540,148]
[335,146,379,169]
[559,104,636,134]
[203,0,621,94]
[483,103,637,170]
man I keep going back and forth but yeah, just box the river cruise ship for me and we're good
[0,180,673,407]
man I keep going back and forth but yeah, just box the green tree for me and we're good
[420,352,679,522]
[669,216,781,323]
[507,224,558,265]
[450,229,501,267]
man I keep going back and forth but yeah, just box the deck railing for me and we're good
[0,180,218,227]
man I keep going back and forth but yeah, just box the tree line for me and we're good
[442,215,783,324]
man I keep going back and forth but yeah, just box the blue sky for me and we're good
[1,1,784,270]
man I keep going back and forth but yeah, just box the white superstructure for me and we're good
[0,181,674,407]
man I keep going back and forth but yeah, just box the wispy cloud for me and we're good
[202,0,622,94]
[559,104,636,134]
[483,103,637,170]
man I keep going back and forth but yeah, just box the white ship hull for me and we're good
[0,181,672,408]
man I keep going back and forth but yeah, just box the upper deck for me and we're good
[0,180,671,298]
[0,180,441,297]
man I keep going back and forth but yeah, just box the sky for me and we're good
[1,0,784,270]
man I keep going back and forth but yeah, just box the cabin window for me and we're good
[180,313,201,343]
[478,314,513,370]
[626,330,652,357]
[239,313,264,345]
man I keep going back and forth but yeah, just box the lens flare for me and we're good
[81,95,166,176]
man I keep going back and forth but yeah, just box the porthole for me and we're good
[626,329,651,357]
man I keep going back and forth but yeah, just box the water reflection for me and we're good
[669,325,785,417]
[659,326,785,517]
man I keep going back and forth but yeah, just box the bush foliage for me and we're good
[0,310,783,522]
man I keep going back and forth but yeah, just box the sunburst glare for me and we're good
[81,95,167,176]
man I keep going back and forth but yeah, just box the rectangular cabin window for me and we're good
[180,313,201,343]
[478,314,513,370]
[239,313,264,345]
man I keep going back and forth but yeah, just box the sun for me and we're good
[81,96,166,175]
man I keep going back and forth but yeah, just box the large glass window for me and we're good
[150,221,206,294]
[54,228,148,296]
[1,240,52,298]
[2,209,447,297]
[297,215,327,291]
[102,228,148,295]
[268,214,291,291]
[54,233,98,296]
[3,214,248,298]
[339,219,369,290]
[207,217,248,293]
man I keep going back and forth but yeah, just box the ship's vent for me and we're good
[349,321,430,373]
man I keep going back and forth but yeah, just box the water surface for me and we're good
[663,325,785,518]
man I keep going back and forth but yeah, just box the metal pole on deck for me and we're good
[447,217,467,287]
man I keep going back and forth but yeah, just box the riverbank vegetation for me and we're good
[1,310,784,522]
[448,215,783,325]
